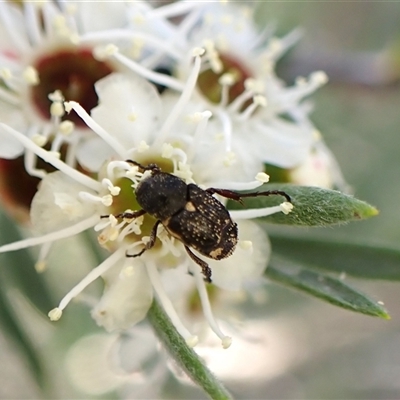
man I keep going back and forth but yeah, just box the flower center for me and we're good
[0,144,69,222]
[105,157,175,244]
[31,47,114,126]
[197,52,252,107]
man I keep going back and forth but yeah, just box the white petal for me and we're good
[91,73,162,148]
[76,2,128,33]
[65,333,127,395]
[30,171,97,234]
[248,118,314,168]
[75,136,115,172]
[210,220,270,291]
[0,126,24,158]
[91,260,153,332]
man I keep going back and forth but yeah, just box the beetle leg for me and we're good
[206,187,291,203]
[206,188,244,204]
[100,209,147,220]
[184,246,212,283]
[125,160,161,173]
[126,220,161,258]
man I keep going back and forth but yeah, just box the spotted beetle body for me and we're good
[111,161,291,282]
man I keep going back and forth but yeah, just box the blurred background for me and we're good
[1,1,400,399]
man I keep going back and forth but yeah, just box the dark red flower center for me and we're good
[31,47,114,126]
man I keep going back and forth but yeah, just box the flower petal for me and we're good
[210,220,270,291]
[30,171,97,234]
[91,260,153,331]
[91,73,162,149]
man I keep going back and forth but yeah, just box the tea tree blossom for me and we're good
[97,1,328,172]
[0,62,292,348]
[0,2,130,218]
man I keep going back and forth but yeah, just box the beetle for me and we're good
[108,160,291,283]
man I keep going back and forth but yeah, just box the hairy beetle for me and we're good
[109,161,291,282]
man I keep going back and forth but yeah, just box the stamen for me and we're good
[22,66,39,85]
[137,140,149,153]
[98,45,184,91]
[35,241,52,273]
[0,214,99,253]
[205,176,266,191]
[117,217,143,239]
[219,73,235,107]
[146,261,198,347]
[79,192,113,206]
[280,201,294,215]
[186,110,212,162]
[230,203,292,220]
[0,2,29,52]
[0,123,101,191]
[214,109,232,152]
[150,1,201,19]
[238,95,267,121]
[0,87,20,106]
[190,265,232,349]
[31,134,47,147]
[102,179,121,196]
[48,247,126,321]
[106,160,132,182]
[223,151,236,167]
[80,30,184,61]
[24,148,46,179]
[155,50,203,146]
[228,79,263,113]
[59,120,74,136]
[24,2,42,46]
[64,101,127,159]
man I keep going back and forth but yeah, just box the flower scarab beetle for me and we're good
[108,161,292,282]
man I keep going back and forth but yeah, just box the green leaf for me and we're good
[270,235,400,281]
[147,299,233,400]
[0,287,45,387]
[266,256,390,319]
[0,211,54,314]
[227,184,378,226]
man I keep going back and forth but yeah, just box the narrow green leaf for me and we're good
[270,235,400,281]
[0,212,54,314]
[227,184,378,226]
[0,288,45,387]
[266,256,390,319]
[147,299,233,400]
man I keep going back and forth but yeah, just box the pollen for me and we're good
[101,195,113,207]
[219,72,236,86]
[32,134,48,147]
[22,66,39,85]
[94,44,119,61]
[221,336,232,349]
[35,260,47,273]
[137,141,149,152]
[192,47,206,57]
[50,101,65,118]
[186,335,199,348]
[48,307,63,321]
[255,172,269,183]
[59,120,75,136]
[223,151,236,167]
[280,201,294,215]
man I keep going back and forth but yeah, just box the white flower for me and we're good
[0,71,292,347]
[97,1,327,172]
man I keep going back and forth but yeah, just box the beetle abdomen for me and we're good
[164,184,238,260]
